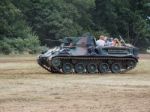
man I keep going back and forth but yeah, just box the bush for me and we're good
[0,41,13,55]
[0,36,41,55]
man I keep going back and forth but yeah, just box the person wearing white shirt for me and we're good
[96,35,106,47]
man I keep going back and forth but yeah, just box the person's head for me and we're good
[99,35,105,40]
[114,38,119,43]
[104,36,108,41]
[113,38,121,47]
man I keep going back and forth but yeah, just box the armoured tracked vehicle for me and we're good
[37,35,139,74]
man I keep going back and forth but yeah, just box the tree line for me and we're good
[0,0,150,54]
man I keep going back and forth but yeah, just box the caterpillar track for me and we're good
[38,56,138,74]
[37,36,139,74]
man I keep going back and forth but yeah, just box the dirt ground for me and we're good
[0,54,150,112]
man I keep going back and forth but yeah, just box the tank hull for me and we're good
[38,54,138,74]
[37,36,139,74]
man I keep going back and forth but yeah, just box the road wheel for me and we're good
[111,63,121,73]
[62,63,73,74]
[98,63,109,73]
[87,63,97,73]
[75,63,85,74]
[51,58,61,67]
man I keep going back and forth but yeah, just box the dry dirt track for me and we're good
[0,54,150,112]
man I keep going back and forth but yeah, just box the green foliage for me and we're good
[0,0,40,54]
[0,40,12,55]
[0,36,40,54]
[0,0,150,54]
[94,0,150,50]
[12,0,95,46]
[94,0,118,36]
